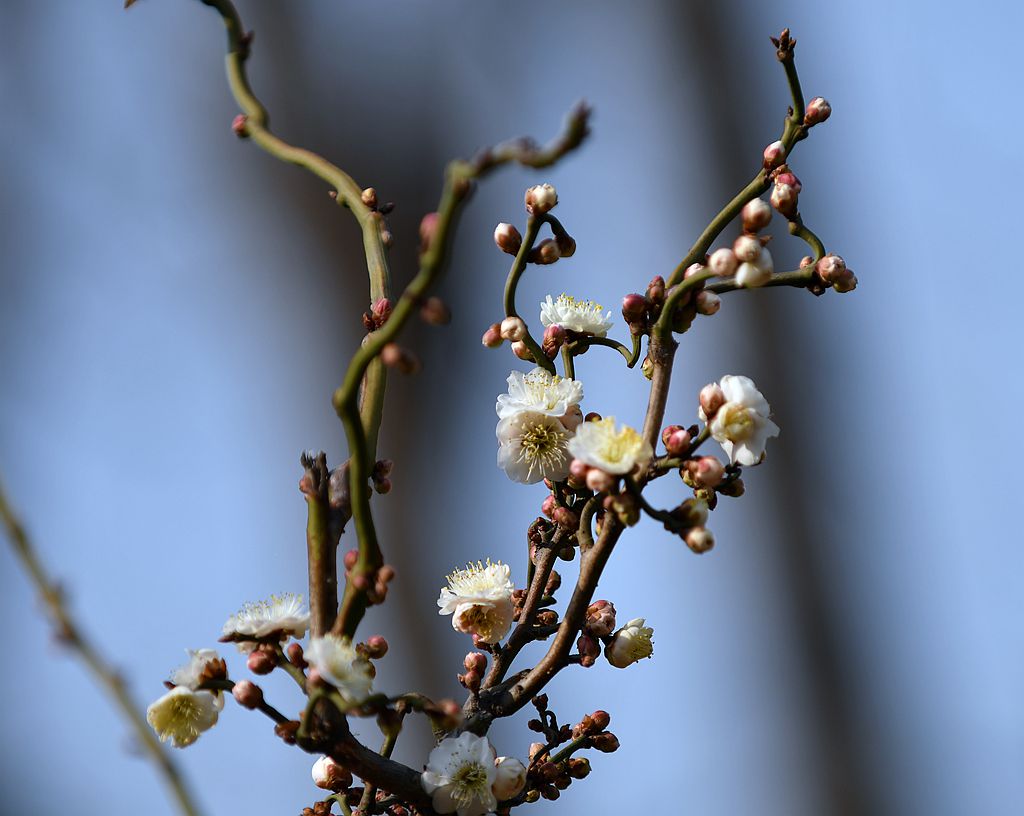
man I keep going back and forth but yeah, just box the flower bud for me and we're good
[708,247,739,277]
[360,187,378,209]
[371,297,393,327]
[672,497,709,529]
[511,340,533,362]
[481,322,503,348]
[247,647,277,675]
[555,232,576,257]
[552,505,578,531]
[585,467,616,493]
[662,425,692,456]
[804,96,832,126]
[525,183,558,215]
[699,383,726,419]
[770,182,799,217]
[605,618,653,668]
[733,234,762,263]
[460,669,482,692]
[621,293,647,321]
[536,609,559,627]
[531,238,560,265]
[741,198,772,232]
[685,527,715,554]
[585,600,617,638]
[646,275,666,305]
[735,255,772,288]
[567,757,591,779]
[684,262,706,279]
[831,267,858,293]
[231,113,249,138]
[641,355,654,380]
[287,642,307,668]
[541,494,557,518]
[500,316,527,342]
[343,548,358,571]
[312,755,352,792]
[800,255,815,268]
[232,679,263,709]
[689,455,725,488]
[493,757,528,801]
[774,170,802,193]
[763,140,786,169]
[569,458,590,482]
[591,733,620,753]
[542,324,567,358]
[464,652,487,674]
[363,635,389,659]
[815,253,847,284]
[420,296,451,326]
[419,212,439,252]
[696,290,721,316]
[576,633,601,667]
[718,478,745,498]
[380,343,421,374]
[560,404,583,432]
[493,222,522,255]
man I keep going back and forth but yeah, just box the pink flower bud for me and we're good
[569,458,589,482]
[733,234,762,263]
[286,642,307,668]
[231,114,249,138]
[541,494,557,518]
[804,96,832,126]
[646,276,666,304]
[662,425,692,456]
[360,187,378,208]
[493,222,522,255]
[696,290,721,315]
[552,505,578,531]
[590,710,612,731]
[343,548,358,570]
[232,680,264,709]
[699,383,726,419]
[621,293,647,320]
[770,182,799,216]
[576,633,601,667]
[460,669,482,691]
[774,171,802,193]
[585,468,616,493]
[741,198,772,232]
[525,183,558,215]
[530,238,560,265]
[500,316,527,342]
[800,255,815,268]
[364,635,389,659]
[371,297,393,327]
[247,648,277,676]
[763,140,786,168]
[418,212,439,251]
[831,267,858,293]
[464,652,488,674]
[708,247,738,277]
[542,324,567,358]
[685,527,715,554]
[312,755,352,792]
[511,340,533,361]
[815,253,847,284]
[585,600,617,638]
[591,732,620,752]
[481,322,503,348]
[684,262,706,279]
[690,456,725,488]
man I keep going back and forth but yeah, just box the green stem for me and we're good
[503,216,556,374]
[560,344,575,379]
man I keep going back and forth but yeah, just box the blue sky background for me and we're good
[1,1,1021,814]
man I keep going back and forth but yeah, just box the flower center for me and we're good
[451,761,489,804]
[458,605,504,642]
[595,425,641,465]
[719,404,755,441]
[523,372,563,410]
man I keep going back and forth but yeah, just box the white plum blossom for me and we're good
[169,648,225,710]
[304,634,374,705]
[604,617,654,668]
[421,732,499,816]
[438,560,515,645]
[496,411,573,484]
[492,756,528,801]
[567,416,652,475]
[495,367,583,423]
[707,375,780,465]
[221,593,310,652]
[146,686,220,748]
[540,294,614,337]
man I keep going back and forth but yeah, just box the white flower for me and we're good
[604,617,654,668]
[567,416,652,475]
[422,732,498,816]
[735,247,774,288]
[438,561,515,645]
[169,648,225,710]
[221,593,310,652]
[540,294,614,337]
[146,686,220,748]
[312,755,350,791]
[492,756,528,801]
[304,634,374,705]
[708,375,780,466]
[496,410,573,484]
[495,367,583,423]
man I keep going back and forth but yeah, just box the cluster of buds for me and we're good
[361,297,392,331]
[342,549,395,605]
[707,197,776,289]
[371,459,393,494]
[459,651,488,693]
[770,166,802,219]
[523,704,617,802]
[814,252,858,293]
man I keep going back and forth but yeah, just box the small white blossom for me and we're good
[496,410,573,484]
[540,294,614,337]
[438,561,515,645]
[221,593,310,653]
[567,416,652,475]
[422,732,498,816]
[708,375,780,465]
[495,367,583,424]
[604,617,654,668]
[492,756,528,801]
[169,648,225,710]
[304,634,374,705]
[146,686,220,748]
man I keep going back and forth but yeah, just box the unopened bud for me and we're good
[247,647,277,675]
[567,758,591,779]
[511,340,533,362]
[815,253,847,284]
[343,548,358,571]
[621,293,647,321]
[531,238,560,265]
[576,633,601,667]
[708,247,739,278]
[541,494,557,518]
[380,343,420,374]
[688,456,724,488]
[685,526,715,554]
[420,296,451,325]
[232,680,263,709]
[662,425,692,456]
[774,170,802,193]
[770,182,799,217]
[696,290,721,316]
[646,275,666,305]
[555,232,576,257]
[763,140,786,169]
[589,710,611,731]
[536,609,559,627]
[699,383,726,419]
[641,355,654,380]
[493,222,523,255]
[464,652,487,674]
[585,468,616,493]
[591,732,620,753]
[831,267,858,293]
[804,96,832,126]
[312,755,352,792]
[569,458,590,481]
[364,635,389,659]
[525,183,558,215]
[585,600,617,638]
[360,187,378,209]
[500,316,527,342]
[419,212,439,252]
[741,198,772,232]
[684,262,706,279]
[286,642,307,668]
[800,255,815,268]
[231,114,249,138]
[718,478,745,498]
[733,234,762,263]
[482,322,503,348]
[552,505,578,531]
[542,324,567,358]
[371,297,393,327]
[460,669,482,692]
